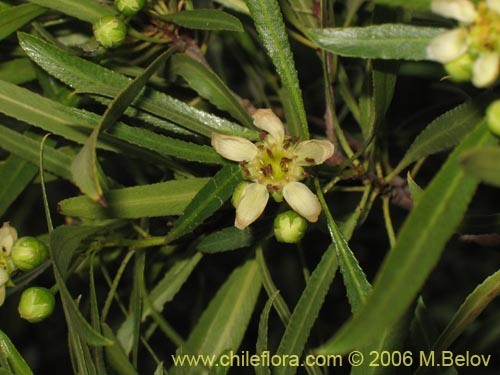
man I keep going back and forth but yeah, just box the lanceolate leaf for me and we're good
[153,9,243,32]
[306,25,445,60]
[316,123,497,355]
[274,245,338,375]
[178,258,261,372]
[0,4,45,41]
[373,0,431,10]
[171,54,253,128]
[58,178,210,219]
[460,147,500,188]
[393,95,491,176]
[431,268,500,352]
[196,227,254,253]
[28,0,115,23]
[70,47,176,203]
[245,0,309,139]
[18,33,256,139]
[166,164,243,242]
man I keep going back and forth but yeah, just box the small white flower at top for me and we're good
[427,0,500,87]
[211,109,334,229]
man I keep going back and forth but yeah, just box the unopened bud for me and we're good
[18,287,55,323]
[115,0,145,16]
[445,53,473,82]
[274,211,307,243]
[487,100,500,136]
[11,237,49,271]
[93,16,127,48]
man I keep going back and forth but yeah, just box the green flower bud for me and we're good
[487,100,500,136]
[273,211,307,243]
[115,0,145,16]
[11,237,49,271]
[93,16,127,48]
[444,53,473,82]
[231,182,251,208]
[18,287,55,323]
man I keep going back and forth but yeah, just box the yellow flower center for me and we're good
[469,2,500,53]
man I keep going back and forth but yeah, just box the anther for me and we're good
[266,149,274,158]
[239,160,248,167]
[305,157,316,164]
[259,132,267,140]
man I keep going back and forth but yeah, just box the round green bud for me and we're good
[273,211,307,244]
[18,287,55,323]
[444,54,473,82]
[11,237,49,271]
[93,16,127,48]
[487,100,500,136]
[115,0,145,16]
[231,182,251,208]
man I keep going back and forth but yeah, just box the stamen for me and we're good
[266,149,274,158]
[305,157,316,164]
[261,164,273,176]
[239,160,248,167]
[259,132,267,140]
[283,142,290,150]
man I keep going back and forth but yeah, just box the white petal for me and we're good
[282,182,321,223]
[211,133,258,162]
[235,183,269,229]
[472,53,500,87]
[487,0,500,14]
[294,140,334,166]
[0,268,8,286]
[0,222,17,256]
[426,29,468,63]
[431,0,477,23]
[0,286,5,307]
[252,109,285,144]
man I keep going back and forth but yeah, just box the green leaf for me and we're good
[407,172,424,205]
[0,3,45,41]
[196,227,254,253]
[174,258,261,373]
[0,58,36,84]
[102,324,139,375]
[171,54,253,128]
[316,122,497,355]
[50,224,114,346]
[166,164,242,242]
[0,125,73,180]
[70,47,176,203]
[0,330,34,375]
[18,33,257,139]
[274,245,338,375]
[0,155,38,217]
[142,252,203,320]
[460,147,500,188]
[255,292,278,375]
[431,268,500,351]
[245,0,309,139]
[28,0,115,23]
[58,178,210,219]
[393,95,491,177]
[373,0,431,10]
[154,9,243,32]
[306,25,445,60]
[212,0,249,14]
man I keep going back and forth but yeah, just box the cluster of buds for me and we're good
[0,223,53,322]
[427,0,500,87]
[93,0,145,48]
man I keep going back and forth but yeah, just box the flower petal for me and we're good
[282,182,321,223]
[252,109,285,144]
[487,0,500,14]
[211,133,258,162]
[0,222,17,256]
[235,183,269,229]
[426,29,469,63]
[0,285,5,307]
[0,268,8,286]
[472,53,500,87]
[294,140,334,166]
[431,0,477,23]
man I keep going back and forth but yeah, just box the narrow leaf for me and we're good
[171,54,253,128]
[255,291,278,375]
[0,3,45,41]
[316,122,497,354]
[58,178,210,220]
[102,324,138,375]
[393,95,491,176]
[196,227,254,253]
[166,164,242,242]
[154,9,243,32]
[0,58,37,84]
[306,25,445,60]
[274,245,338,375]
[245,0,309,139]
[28,0,115,23]
[0,330,33,375]
[373,0,431,10]
[460,147,500,188]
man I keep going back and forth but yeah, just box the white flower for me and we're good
[0,222,17,257]
[0,268,9,307]
[431,0,477,23]
[472,52,500,87]
[211,109,334,229]
[426,29,469,63]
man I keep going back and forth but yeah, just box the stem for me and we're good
[382,196,396,248]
